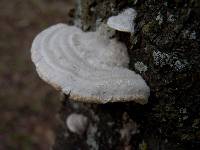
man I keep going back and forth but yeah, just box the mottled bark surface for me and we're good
[53,0,200,150]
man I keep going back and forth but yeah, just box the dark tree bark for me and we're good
[53,0,200,150]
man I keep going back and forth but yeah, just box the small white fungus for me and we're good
[107,8,137,33]
[66,113,88,135]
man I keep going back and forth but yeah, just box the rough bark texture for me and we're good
[53,0,200,150]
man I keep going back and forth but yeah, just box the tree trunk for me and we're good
[53,0,200,150]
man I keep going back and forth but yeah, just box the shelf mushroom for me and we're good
[66,113,88,135]
[107,8,137,33]
[31,24,150,104]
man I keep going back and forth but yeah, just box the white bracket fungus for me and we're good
[31,23,150,104]
[107,8,137,33]
[66,113,88,135]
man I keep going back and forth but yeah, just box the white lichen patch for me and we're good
[119,113,139,144]
[174,60,188,71]
[119,121,139,141]
[156,12,163,25]
[183,30,197,40]
[87,124,99,150]
[153,50,170,67]
[167,14,176,23]
[134,62,148,73]
[31,24,150,104]
[189,31,196,40]
[153,50,188,71]
[107,8,137,33]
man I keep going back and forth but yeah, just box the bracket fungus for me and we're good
[107,8,137,33]
[66,113,88,135]
[31,23,150,104]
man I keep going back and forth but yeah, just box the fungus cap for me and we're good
[31,24,149,104]
[107,8,137,33]
[66,113,88,135]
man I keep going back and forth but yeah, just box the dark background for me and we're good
[0,0,74,149]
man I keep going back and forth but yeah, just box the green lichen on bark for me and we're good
[128,0,200,149]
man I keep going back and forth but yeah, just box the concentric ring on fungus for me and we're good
[31,24,150,104]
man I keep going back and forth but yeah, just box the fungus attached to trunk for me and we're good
[31,24,149,104]
[107,8,137,33]
[66,113,88,135]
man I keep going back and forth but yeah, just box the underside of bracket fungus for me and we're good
[31,23,150,104]
[107,8,137,33]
